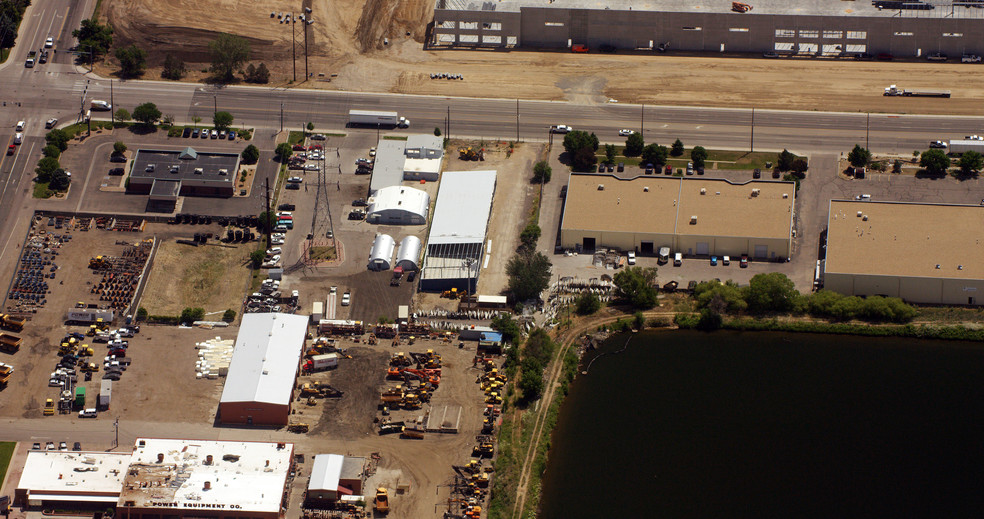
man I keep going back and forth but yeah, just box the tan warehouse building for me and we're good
[823,200,984,306]
[560,174,795,259]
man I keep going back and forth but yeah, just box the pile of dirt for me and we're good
[355,0,432,52]
[312,346,389,440]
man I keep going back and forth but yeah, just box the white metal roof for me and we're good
[403,157,442,176]
[17,451,130,499]
[120,438,293,513]
[428,170,497,246]
[369,234,396,269]
[219,313,308,406]
[309,454,344,492]
[367,186,430,220]
[397,235,422,270]
[369,140,409,194]
[405,134,444,157]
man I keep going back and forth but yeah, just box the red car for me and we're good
[740,254,749,268]
[6,144,14,155]
[292,144,306,151]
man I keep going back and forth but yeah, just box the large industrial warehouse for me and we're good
[117,438,295,519]
[420,170,497,291]
[15,451,131,508]
[823,200,984,306]
[433,0,984,57]
[366,185,430,225]
[218,313,309,426]
[560,174,795,259]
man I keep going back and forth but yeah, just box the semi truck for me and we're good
[883,85,951,98]
[348,110,409,128]
[945,139,984,154]
[0,333,22,353]
[304,353,339,372]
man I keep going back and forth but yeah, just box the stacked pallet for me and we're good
[195,337,234,379]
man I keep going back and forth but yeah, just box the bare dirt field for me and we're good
[141,237,253,318]
[95,0,984,115]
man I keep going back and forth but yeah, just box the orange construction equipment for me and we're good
[731,1,752,12]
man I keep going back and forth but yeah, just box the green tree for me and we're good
[791,158,809,177]
[848,144,871,168]
[604,144,616,165]
[249,250,265,269]
[523,329,555,366]
[161,53,185,80]
[490,313,521,344]
[892,159,903,174]
[136,307,148,321]
[624,132,644,156]
[179,307,205,325]
[113,108,131,124]
[192,116,202,128]
[257,211,276,234]
[45,129,70,151]
[519,359,544,401]
[613,266,658,309]
[275,142,293,162]
[695,280,747,313]
[575,293,601,315]
[72,18,113,62]
[0,2,24,50]
[209,33,251,82]
[48,169,70,191]
[132,102,162,127]
[532,160,552,183]
[690,145,707,169]
[519,223,541,252]
[745,272,800,314]
[920,148,950,176]
[671,138,684,157]
[562,130,599,155]
[36,156,60,182]
[506,250,552,302]
[434,127,441,137]
[241,144,260,165]
[222,309,237,322]
[572,146,597,171]
[634,311,646,330]
[113,141,127,155]
[641,143,668,167]
[958,150,983,175]
[777,149,796,171]
[114,44,146,77]
[213,111,234,130]
[697,308,723,330]
[42,145,61,159]
[306,121,315,132]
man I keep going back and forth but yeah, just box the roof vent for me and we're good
[643,187,649,192]
[598,184,605,190]
[700,188,706,195]
[204,481,211,490]
[857,211,862,217]
[157,453,164,463]
[862,215,868,221]
[690,215,698,224]
[205,454,213,465]
[782,193,788,198]
[751,188,760,196]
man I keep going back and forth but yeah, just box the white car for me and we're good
[618,129,636,136]
[304,164,319,171]
[13,133,23,144]
[962,54,982,63]
[341,292,351,306]
[266,247,282,255]
[268,255,281,263]
[626,251,636,265]
[45,118,58,129]
[369,147,377,157]
[965,135,983,141]
[16,120,25,131]
[550,124,573,134]
[270,237,284,245]
[287,176,303,183]
[45,37,53,48]
[276,211,292,217]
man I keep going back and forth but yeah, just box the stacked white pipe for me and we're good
[195,337,234,379]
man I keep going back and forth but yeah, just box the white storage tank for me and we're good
[368,233,396,271]
[396,235,422,271]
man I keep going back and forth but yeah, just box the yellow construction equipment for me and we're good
[458,147,485,161]
[731,1,752,12]
[374,488,390,514]
[88,256,111,269]
[390,352,412,367]
[80,362,99,373]
[43,398,55,416]
[287,422,309,433]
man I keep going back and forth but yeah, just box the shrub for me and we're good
[575,293,601,315]
[532,161,552,183]
[222,309,236,322]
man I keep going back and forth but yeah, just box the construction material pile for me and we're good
[195,337,233,379]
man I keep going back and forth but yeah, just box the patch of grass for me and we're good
[287,131,305,146]
[61,122,89,137]
[33,182,54,199]
[383,135,408,141]
[319,132,346,137]
[0,48,8,64]
[308,246,336,262]
[0,441,15,485]
[597,148,800,171]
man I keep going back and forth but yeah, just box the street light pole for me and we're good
[750,108,755,153]
[304,20,311,81]
[281,103,285,132]
[641,103,645,134]
[291,12,297,83]
[866,112,870,150]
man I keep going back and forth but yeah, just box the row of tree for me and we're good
[0,0,31,51]
[849,144,983,177]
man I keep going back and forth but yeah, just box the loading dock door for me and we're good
[754,245,768,258]
[696,242,710,255]
[583,237,596,251]
[641,242,654,255]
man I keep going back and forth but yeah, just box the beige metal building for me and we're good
[560,174,795,259]
[823,200,984,306]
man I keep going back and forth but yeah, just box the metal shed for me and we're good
[396,236,422,271]
[368,234,396,271]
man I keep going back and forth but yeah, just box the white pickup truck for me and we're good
[550,124,573,134]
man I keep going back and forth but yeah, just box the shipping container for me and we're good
[99,379,112,410]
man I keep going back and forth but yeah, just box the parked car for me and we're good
[673,252,682,266]
[45,118,58,129]
[109,168,125,176]
[73,442,82,451]
[876,53,894,61]
[210,129,218,139]
[191,128,200,137]
[304,164,319,171]
[853,52,873,61]
[46,442,55,450]
[740,254,749,268]
[722,255,730,266]
[32,442,41,450]
[310,133,327,140]
[665,165,673,175]
[710,256,718,266]
[617,162,624,172]
[182,127,192,137]
[762,51,779,59]
[59,442,68,450]
[929,140,948,149]
[618,129,636,136]
[598,163,606,172]
[645,163,654,174]
[607,163,615,172]
[627,251,636,265]
[341,292,351,306]
[550,124,573,133]
[287,176,303,183]
[228,131,236,140]
[927,52,948,62]
[753,168,761,179]
[200,129,209,139]
[686,162,694,175]
[219,130,227,139]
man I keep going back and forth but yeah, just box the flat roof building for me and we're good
[823,200,984,305]
[128,148,240,201]
[560,174,794,259]
[15,451,130,508]
[218,313,308,426]
[367,185,430,225]
[369,135,445,194]
[420,170,497,291]
[118,438,294,519]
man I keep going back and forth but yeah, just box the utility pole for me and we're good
[447,106,450,139]
[750,108,755,153]
[866,112,870,150]
[264,177,272,249]
[280,103,284,132]
[516,99,520,142]
[110,79,114,119]
[304,20,311,80]
[113,418,119,449]
[291,13,297,83]
[213,95,217,117]
[641,103,645,134]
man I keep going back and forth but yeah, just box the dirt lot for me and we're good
[95,0,984,115]
[0,219,229,422]
[141,237,253,318]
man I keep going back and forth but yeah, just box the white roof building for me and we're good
[396,235,423,271]
[366,185,430,225]
[368,233,397,271]
[369,135,446,193]
[218,313,308,425]
[307,454,366,503]
[118,438,294,519]
[368,139,409,194]
[420,170,497,291]
[16,451,130,506]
